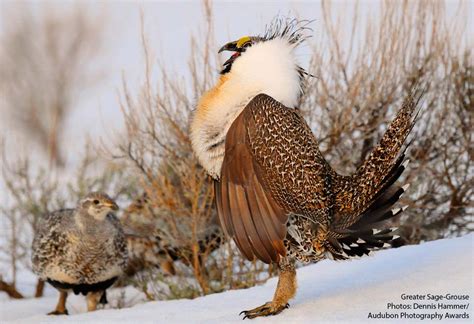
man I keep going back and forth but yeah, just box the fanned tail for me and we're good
[331,87,424,231]
[326,169,410,260]
[326,158,411,259]
[325,87,424,259]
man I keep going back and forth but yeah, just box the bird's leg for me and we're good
[48,290,69,315]
[86,291,102,312]
[240,258,296,319]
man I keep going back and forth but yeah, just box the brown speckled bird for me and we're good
[120,194,177,276]
[120,193,222,277]
[190,19,423,319]
[32,192,127,315]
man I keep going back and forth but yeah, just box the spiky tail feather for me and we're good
[325,157,411,260]
[325,87,424,260]
[331,88,424,231]
[326,158,411,260]
[326,178,409,260]
[325,228,402,260]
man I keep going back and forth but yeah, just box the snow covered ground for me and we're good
[1,234,472,323]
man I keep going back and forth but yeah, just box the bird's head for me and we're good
[218,36,261,74]
[79,192,119,221]
[217,18,312,106]
[218,18,311,73]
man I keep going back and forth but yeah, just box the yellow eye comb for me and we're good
[236,36,251,48]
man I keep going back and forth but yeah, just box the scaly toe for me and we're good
[47,309,69,316]
[240,302,289,319]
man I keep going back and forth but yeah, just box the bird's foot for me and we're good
[240,301,289,319]
[47,309,69,316]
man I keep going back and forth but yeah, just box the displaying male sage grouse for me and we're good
[32,192,128,315]
[190,19,423,319]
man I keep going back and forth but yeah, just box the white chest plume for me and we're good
[191,38,302,178]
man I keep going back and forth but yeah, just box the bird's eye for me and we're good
[242,42,252,48]
[93,200,100,205]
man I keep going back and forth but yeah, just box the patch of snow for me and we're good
[1,234,472,323]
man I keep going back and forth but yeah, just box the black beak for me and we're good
[218,41,239,53]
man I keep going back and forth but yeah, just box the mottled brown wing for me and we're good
[216,93,334,264]
[216,108,287,264]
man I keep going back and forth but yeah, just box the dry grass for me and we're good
[0,5,104,167]
[110,2,275,298]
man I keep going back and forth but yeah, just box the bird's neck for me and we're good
[225,37,302,108]
[191,38,301,178]
[74,210,108,234]
[197,38,301,122]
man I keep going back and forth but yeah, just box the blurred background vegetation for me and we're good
[0,0,472,305]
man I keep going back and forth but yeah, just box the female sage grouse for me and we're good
[190,18,423,319]
[32,192,128,315]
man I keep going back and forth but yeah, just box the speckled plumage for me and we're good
[120,193,222,277]
[32,210,127,283]
[31,192,127,314]
[215,93,420,265]
[191,18,423,318]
